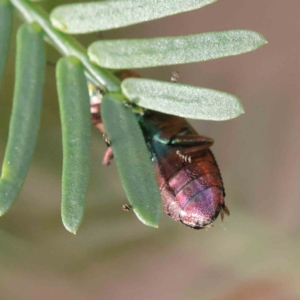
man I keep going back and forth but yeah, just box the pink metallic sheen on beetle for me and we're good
[139,111,229,229]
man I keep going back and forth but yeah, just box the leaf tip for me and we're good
[257,33,268,47]
[62,212,82,235]
[0,189,12,217]
[234,97,245,118]
[142,221,159,229]
[133,208,160,229]
[247,30,268,49]
[62,220,79,235]
[0,201,10,217]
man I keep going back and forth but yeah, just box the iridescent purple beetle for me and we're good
[138,110,229,229]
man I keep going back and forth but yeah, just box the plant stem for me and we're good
[10,0,121,92]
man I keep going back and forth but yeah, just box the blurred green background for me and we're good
[0,0,300,299]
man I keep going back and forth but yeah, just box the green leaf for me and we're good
[122,78,244,120]
[0,23,45,215]
[56,56,91,234]
[10,0,121,92]
[50,0,217,34]
[101,93,161,228]
[89,30,267,69]
[0,0,12,84]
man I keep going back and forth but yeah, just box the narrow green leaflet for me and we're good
[0,0,12,84]
[89,30,267,69]
[0,23,45,215]
[101,93,161,228]
[122,78,244,121]
[50,0,216,34]
[56,56,91,234]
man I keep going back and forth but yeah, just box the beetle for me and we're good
[89,72,229,229]
[137,110,229,229]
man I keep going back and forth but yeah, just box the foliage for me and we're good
[0,22,45,216]
[101,93,161,227]
[0,0,267,233]
[56,56,91,234]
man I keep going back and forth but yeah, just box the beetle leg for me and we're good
[89,84,115,165]
[220,205,230,221]
[102,147,114,165]
[91,107,106,134]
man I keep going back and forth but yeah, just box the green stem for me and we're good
[10,0,121,92]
